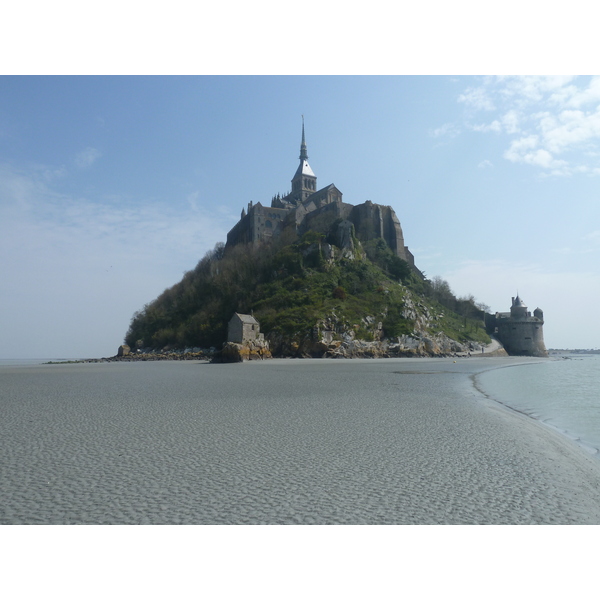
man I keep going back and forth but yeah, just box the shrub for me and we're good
[332,286,347,300]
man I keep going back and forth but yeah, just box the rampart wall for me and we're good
[226,196,412,268]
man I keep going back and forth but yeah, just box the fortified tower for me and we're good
[493,295,548,357]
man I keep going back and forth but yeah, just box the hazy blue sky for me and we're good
[2,74,600,358]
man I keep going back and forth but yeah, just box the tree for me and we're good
[430,276,454,304]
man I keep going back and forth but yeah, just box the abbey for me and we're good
[226,121,418,270]
[491,295,548,357]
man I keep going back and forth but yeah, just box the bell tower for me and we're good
[290,116,317,204]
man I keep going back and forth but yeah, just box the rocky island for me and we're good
[121,123,543,361]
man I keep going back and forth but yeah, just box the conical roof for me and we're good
[513,295,526,307]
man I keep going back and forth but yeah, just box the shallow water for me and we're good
[476,354,600,457]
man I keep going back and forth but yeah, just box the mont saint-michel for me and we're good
[11,79,600,534]
[123,123,546,360]
[226,119,419,274]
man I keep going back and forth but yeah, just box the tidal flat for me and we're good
[2,357,600,524]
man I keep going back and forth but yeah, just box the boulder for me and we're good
[117,344,131,357]
[218,339,272,363]
[220,342,246,363]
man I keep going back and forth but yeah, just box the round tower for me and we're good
[510,295,528,319]
[496,295,548,357]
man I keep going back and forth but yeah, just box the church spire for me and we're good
[299,115,308,161]
[291,116,316,203]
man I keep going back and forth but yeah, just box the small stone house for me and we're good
[227,313,263,344]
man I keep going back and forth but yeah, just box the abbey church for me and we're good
[226,121,419,273]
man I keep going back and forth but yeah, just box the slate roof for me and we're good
[513,295,526,307]
[294,159,316,179]
[232,313,259,325]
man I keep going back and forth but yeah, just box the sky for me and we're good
[2,74,600,358]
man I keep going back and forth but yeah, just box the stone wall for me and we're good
[299,200,352,237]
[226,203,288,247]
[349,201,408,262]
[226,195,413,265]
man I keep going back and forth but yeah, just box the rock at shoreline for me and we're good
[217,340,273,363]
[117,344,131,357]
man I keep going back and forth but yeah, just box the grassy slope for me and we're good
[124,233,490,353]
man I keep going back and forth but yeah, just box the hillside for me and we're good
[124,225,491,358]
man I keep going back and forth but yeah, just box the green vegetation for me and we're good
[125,231,491,354]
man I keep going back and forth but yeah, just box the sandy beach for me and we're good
[2,356,600,524]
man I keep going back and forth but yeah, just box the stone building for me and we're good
[492,295,548,357]
[226,120,418,271]
[227,313,263,344]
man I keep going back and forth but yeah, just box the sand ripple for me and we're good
[2,358,600,524]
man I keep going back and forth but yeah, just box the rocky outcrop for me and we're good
[328,219,356,255]
[349,201,408,262]
[263,282,493,359]
[216,339,272,363]
[272,334,472,359]
[267,331,498,359]
[117,344,131,357]
[48,347,214,364]
[266,315,479,359]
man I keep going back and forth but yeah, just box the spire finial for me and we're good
[299,115,308,161]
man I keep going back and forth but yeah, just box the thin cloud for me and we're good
[471,121,501,133]
[549,76,600,108]
[538,108,600,154]
[551,246,594,256]
[0,162,232,260]
[584,230,600,244]
[501,110,520,134]
[0,161,237,358]
[458,76,600,176]
[0,163,66,209]
[498,76,576,106]
[430,122,460,138]
[458,86,495,111]
[74,146,102,169]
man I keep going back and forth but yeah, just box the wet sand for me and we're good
[2,357,600,524]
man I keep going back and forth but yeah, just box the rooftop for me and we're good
[294,159,316,179]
